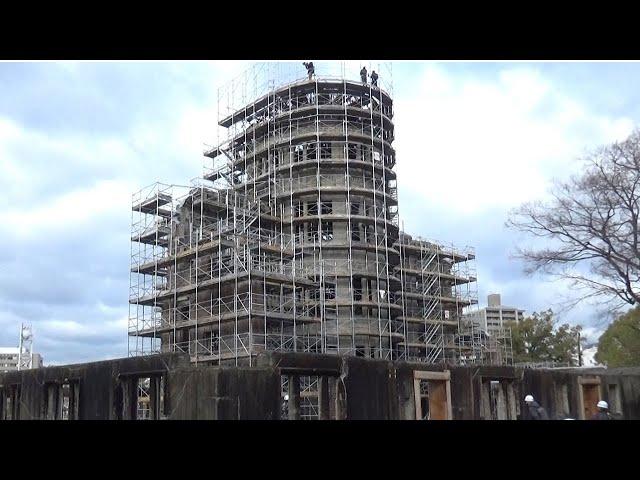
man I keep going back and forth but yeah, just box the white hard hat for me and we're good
[597,400,608,409]
[524,395,534,402]
[284,394,289,401]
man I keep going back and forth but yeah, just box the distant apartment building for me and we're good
[0,347,43,372]
[465,294,525,334]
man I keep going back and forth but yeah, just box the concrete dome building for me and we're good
[129,62,486,367]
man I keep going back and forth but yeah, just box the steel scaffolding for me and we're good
[128,61,510,366]
[393,233,481,364]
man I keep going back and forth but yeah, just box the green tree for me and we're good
[511,309,583,365]
[595,307,640,367]
[551,323,583,365]
[511,310,554,363]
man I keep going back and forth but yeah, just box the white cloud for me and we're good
[394,64,635,215]
[39,315,127,339]
[392,63,638,336]
[581,345,601,366]
[1,179,134,237]
[1,61,635,363]
[175,103,219,163]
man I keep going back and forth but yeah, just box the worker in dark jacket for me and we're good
[360,66,367,83]
[591,400,612,420]
[370,70,379,86]
[303,62,315,81]
[524,394,549,420]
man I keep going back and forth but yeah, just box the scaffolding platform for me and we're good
[132,193,173,216]
[128,62,509,366]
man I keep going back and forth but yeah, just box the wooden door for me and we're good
[413,370,452,420]
[578,376,601,420]
[428,380,449,420]
[582,383,600,420]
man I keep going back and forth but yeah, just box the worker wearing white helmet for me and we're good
[524,394,549,420]
[591,400,612,420]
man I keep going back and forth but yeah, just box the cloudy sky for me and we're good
[1,60,638,364]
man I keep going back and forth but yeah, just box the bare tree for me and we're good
[507,129,640,312]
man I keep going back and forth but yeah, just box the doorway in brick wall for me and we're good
[413,370,452,420]
[578,376,601,420]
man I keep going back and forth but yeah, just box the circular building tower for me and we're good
[207,69,402,360]
[129,63,481,367]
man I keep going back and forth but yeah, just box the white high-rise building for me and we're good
[465,294,525,334]
[0,348,43,372]
[0,324,44,371]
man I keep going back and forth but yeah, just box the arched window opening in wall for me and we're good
[363,225,374,243]
[353,277,363,301]
[280,373,343,420]
[347,143,358,160]
[321,221,334,242]
[271,148,281,167]
[351,224,361,242]
[324,282,336,300]
[320,142,332,159]
[307,222,319,242]
[294,224,304,244]
[479,378,518,420]
[305,200,317,216]
[116,374,167,420]
[362,146,372,162]
[306,143,317,161]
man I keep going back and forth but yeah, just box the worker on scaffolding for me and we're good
[360,66,368,83]
[370,70,379,87]
[524,394,549,420]
[303,62,315,81]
